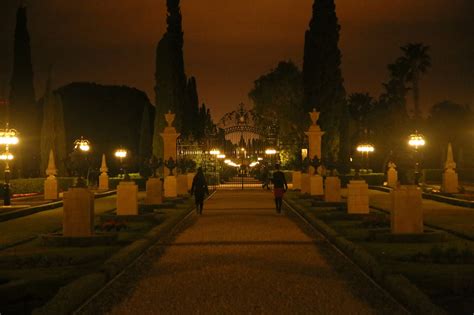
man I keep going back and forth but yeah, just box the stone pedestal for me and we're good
[324,176,341,202]
[63,188,94,237]
[387,168,398,188]
[442,170,459,193]
[347,180,369,214]
[305,109,325,163]
[310,175,324,196]
[99,173,109,190]
[164,176,177,198]
[44,177,58,200]
[301,174,310,194]
[160,111,180,176]
[187,173,196,190]
[145,178,163,205]
[177,175,188,196]
[117,181,138,215]
[292,171,301,190]
[391,185,423,234]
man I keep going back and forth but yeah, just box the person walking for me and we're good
[261,164,270,190]
[190,167,209,215]
[271,164,288,214]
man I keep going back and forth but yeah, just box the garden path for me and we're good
[90,190,405,315]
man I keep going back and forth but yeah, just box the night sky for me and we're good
[0,0,472,119]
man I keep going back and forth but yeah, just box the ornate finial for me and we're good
[309,108,320,126]
[100,154,108,173]
[165,110,175,127]
[388,161,396,169]
[46,149,57,177]
[445,143,456,170]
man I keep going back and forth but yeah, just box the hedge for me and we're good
[423,168,474,183]
[0,177,77,197]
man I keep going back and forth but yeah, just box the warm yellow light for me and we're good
[0,153,14,160]
[265,148,277,155]
[356,144,375,153]
[0,129,20,145]
[240,147,245,152]
[74,137,90,152]
[257,157,263,161]
[224,159,231,164]
[301,148,308,160]
[115,149,127,158]
[408,133,426,149]
[249,161,259,167]
[217,154,226,159]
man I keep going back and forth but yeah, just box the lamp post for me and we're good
[356,143,375,174]
[408,131,426,185]
[0,124,19,206]
[73,136,91,187]
[114,148,128,180]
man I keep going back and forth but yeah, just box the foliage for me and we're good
[40,71,67,176]
[9,5,40,177]
[249,60,306,164]
[56,82,154,174]
[100,220,128,232]
[138,104,153,176]
[183,77,200,139]
[303,0,347,164]
[153,0,187,158]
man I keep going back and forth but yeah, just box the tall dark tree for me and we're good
[303,0,347,164]
[183,76,199,139]
[40,69,67,176]
[138,104,154,176]
[398,43,431,121]
[9,5,39,177]
[153,0,187,158]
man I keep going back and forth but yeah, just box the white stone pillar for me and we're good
[63,187,94,237]
[301,173,310,194]
[177,174,188,196]
[160,111,180,177]
[292,171,301,190]
[387,162,398,188]
[310,175,324,196]
[304,109,325,162]
[324,176,341,202]
[145,177,163,205]
[391,185,423,234]
[187,172,196,190]
[347,180,369,214]
[99,154,109,190]
[117,181,138,215]
[164,176,178,198]
[442,143,459,193]
[44,149,58,200]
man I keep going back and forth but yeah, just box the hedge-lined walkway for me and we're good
[97,190,405,314]
[365,189,474,239]
[0,193,144,250]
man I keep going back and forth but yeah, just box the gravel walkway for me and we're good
[80,190,406,315]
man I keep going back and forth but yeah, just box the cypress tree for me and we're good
[9,5,39,177]
[40,69,67,176]
[303,0,346,164]
[153,0,187,158]
[138,104,153,175]
[183,76,199,140]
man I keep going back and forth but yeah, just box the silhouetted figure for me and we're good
[261,165,270,190]
[190,167,209,215]
[271,164,288,214]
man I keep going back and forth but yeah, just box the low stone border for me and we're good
[32,193,207,315]
[285,197,447,315]
[40,232,118,247]
[0,190,117,223]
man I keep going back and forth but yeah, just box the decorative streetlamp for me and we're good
[114,148,128,179]
[356,143,375,174]
[209,148,221,187]
[408,131,426,185]
[72,136,91,187]
[0,124,18,206]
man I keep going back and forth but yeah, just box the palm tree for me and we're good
[348,92,374,137]
[398,43,431,121]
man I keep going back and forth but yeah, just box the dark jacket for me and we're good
[191,173,209,198]
[271,170,288,190]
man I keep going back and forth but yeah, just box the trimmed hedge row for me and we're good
[284,197,447,315]
[33,202,196,315]
[0,177,77,197]
[423,168,474,183]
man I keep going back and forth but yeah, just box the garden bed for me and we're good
[285,192,474,314]
[0,197,195,314]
